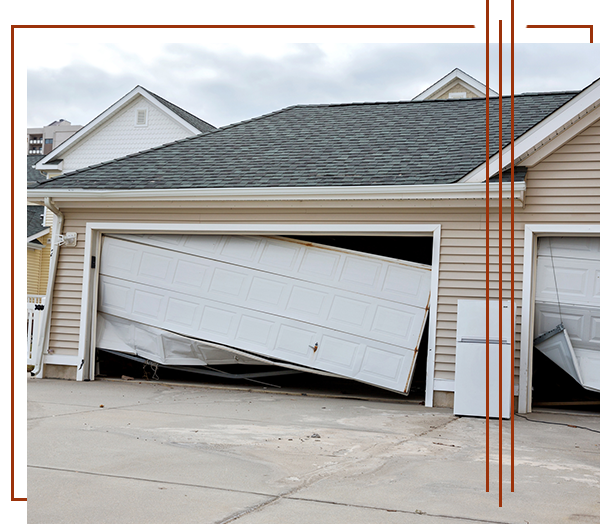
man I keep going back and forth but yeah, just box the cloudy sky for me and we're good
[26,0,600,127]
[26,42,600,130]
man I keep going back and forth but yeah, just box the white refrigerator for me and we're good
[454,300,513,419]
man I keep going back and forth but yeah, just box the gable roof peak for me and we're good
[413,68,498,101]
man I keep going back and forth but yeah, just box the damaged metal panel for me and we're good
[96,312,261,366]
[534,324,600,393]
[96,234,431,394]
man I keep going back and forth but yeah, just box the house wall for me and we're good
[59,96,192,173]
[42,116,600,406]
[27,233,51,295]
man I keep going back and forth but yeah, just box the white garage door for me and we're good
[534,237,600,392]
[96,234,431,394]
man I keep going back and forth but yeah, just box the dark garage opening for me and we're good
[96,234,434,402]
[532,353,600,413]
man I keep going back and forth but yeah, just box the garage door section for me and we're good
[96,234,431,394]
[534,237,600,392]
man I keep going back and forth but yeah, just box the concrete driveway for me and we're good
[28,377,600,523]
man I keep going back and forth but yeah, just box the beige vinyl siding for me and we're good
[27,248,42,295]
[45,116,600,400]
[27,232,51,295]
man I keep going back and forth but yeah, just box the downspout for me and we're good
[31,198,63,377]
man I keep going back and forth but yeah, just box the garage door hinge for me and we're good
[91,256,96,269]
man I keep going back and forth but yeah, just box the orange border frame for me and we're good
[11,19,594,505]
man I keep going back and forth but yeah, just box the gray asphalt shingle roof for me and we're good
[33,91,578,191]
[27,205,46,238]
[27,154,46,187]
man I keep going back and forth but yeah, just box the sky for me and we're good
[24,0,600,127]
[26,43,600,130]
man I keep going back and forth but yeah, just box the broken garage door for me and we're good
[534,237,600,393]
[96,234,431,394]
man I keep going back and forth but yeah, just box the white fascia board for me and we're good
[459,78,600,183]
[27,228,50,243]
[27,181,526,205]
[413,68,498,101]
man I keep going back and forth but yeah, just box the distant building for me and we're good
[27,119,82,155]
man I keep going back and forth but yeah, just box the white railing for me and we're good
[27,295,46,366]
[27,295,45,305]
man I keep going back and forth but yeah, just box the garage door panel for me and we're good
[536,255,600,307]
[100,271,425,351]
[538,237,600,261]
[101,240,427,348]
[98,234,431,394]
[97,313,260,367]
[111,234,431,308]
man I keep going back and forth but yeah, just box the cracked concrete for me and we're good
[28,378,600,523]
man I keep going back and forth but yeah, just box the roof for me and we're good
[32,91,579,191]
[27,155,46,187]
[27,205,47,239]
[144,88,216,133]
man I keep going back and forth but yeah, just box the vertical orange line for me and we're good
[485,0,490,495]
[510,0,516,494]
[498,19,503,509]
[11,24,27,502]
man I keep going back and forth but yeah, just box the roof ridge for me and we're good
[142,87,217,131]
[290,90,582,108]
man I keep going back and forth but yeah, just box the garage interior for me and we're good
[532,236,600,413]
[95,234,433,402]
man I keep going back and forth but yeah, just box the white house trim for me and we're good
[27,228,50,243]
[35,86,206,172]
[44,354,79,366]
[412,68,498,101]
[519,224,600,414]
[76,222,442,408]
[460,77,600,183]
[28,181,526,206]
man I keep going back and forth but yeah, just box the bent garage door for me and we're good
[96,234,431,394]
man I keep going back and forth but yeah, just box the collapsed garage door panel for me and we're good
[97,234,431,394]
[96,312,261,366]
